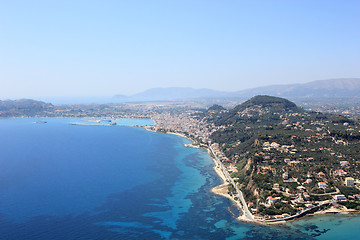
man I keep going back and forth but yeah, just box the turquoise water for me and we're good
[286,214,360,239]
[0,118,359,239]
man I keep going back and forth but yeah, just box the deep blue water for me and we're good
[71,118,155,126]
[0,118,359,239]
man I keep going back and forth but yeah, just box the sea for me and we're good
[0,118,359,240]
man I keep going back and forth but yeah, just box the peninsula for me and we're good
[150,95,360,224]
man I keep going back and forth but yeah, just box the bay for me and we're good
[0,118,359,239]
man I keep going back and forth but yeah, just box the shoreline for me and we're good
[312,206,360,216]
[207,149,260,224]
[68,121,360,225]
[145,128,259,224]
[147,128,360,226]
[5,117,360,225]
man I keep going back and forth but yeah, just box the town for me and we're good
[147,96,360,223]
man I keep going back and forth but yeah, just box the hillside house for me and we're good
[333,195,346,201]
[283,172,289,180]
[345,177,355,186]
[318,182,327,189]
[304,179,312,184]
[273,183,280,190]
[340,161,349,168]
[267,196,278,205]
[334,169,347,176]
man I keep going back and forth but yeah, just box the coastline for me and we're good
[148,128,360,226]
[210,168,248,221]
[144,127,258,224]
[312,206,360,216]
[69,120,360,225]
[7,117,360,226]
[207,148,259,224]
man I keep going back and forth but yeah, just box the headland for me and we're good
[145,96,360,225]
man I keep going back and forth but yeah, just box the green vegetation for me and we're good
[337,186,360,197]
[203,95,360,217]
[0,99,54,117]
[339,201,360,210]
[208,104,226,112]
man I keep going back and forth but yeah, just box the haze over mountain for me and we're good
[114,87,228,101]
[235,78,360,99]
[115,78,360,102]
[2,78,358,105]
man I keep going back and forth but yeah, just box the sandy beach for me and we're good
[313,206,359,215]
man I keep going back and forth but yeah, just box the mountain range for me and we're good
[114,87,228,101]
[2,78,359,105]
[115,78,360,101]
[236,78,360,99]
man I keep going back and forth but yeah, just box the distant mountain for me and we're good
[114,78,360,102]
[113,94,129,99]
[235,78,360,99]
[0,99,53,117]
[128,87,228,101]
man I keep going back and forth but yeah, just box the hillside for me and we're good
[0,99,54,117]
[207,104,226,112]
[234,95,298,111]
[213,95,302,128]
[205,95,360,218]
[113,78,360,102]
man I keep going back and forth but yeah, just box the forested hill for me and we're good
[204,95,360,217]
[208,95,349,156]
[234,95,298,112]
[0,99,54,117]
[212,95,302,127]
[207,104,226,112]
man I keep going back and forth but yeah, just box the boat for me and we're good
[35,121,47,124]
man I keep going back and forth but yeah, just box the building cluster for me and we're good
[151,111,217,144]
[138,102,360,221]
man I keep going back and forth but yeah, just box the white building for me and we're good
[333,195,346,201]
[345,177,355,186]
[318,182,327,189]
[267,196,278,205]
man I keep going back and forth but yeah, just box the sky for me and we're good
[0,0,359,99]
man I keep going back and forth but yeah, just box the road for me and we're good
[209,145,255,221]
[264,200,331,222]
[208,145,334,223]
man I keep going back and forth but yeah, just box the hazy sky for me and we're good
[1,0,359,98]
